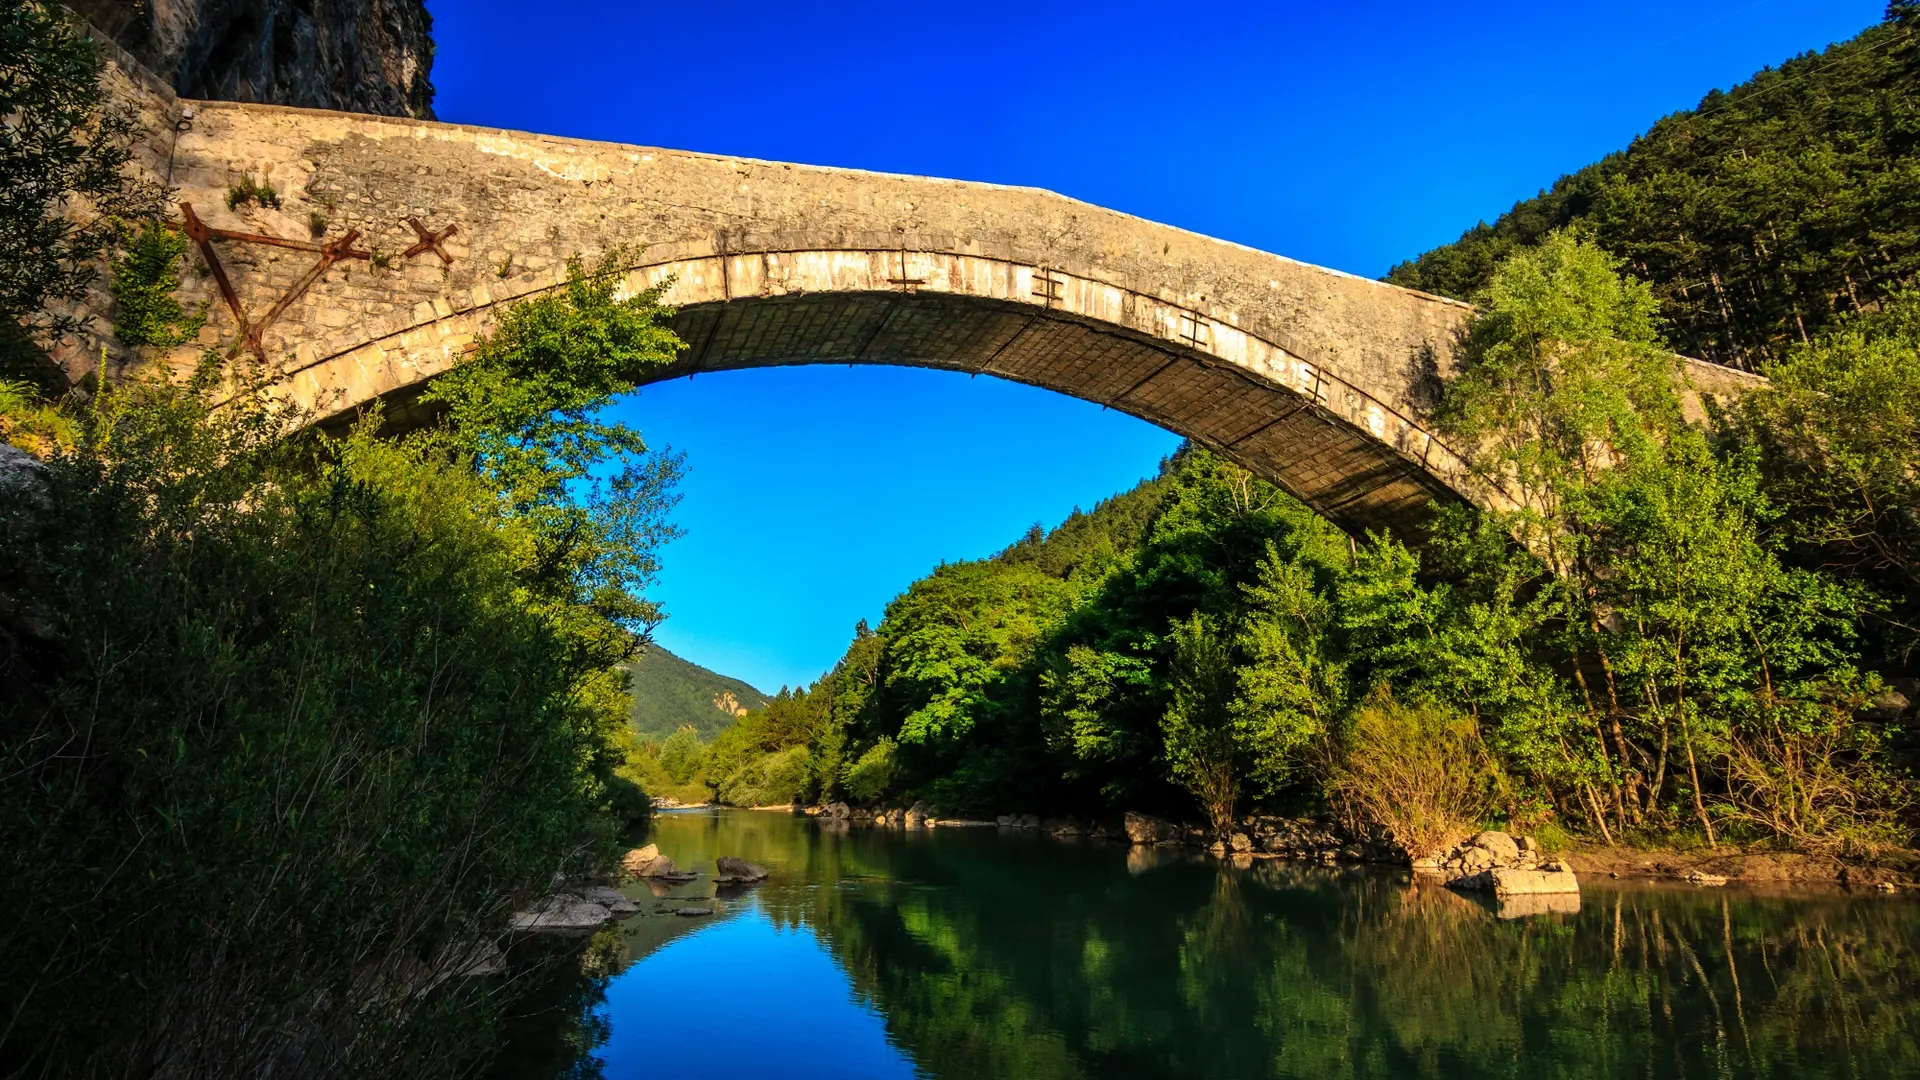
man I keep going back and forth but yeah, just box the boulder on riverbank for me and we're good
[1124,812,1181,845]
[1433,831,1580,898]
[715,856,769,885]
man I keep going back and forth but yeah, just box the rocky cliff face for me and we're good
[71,0,434,119]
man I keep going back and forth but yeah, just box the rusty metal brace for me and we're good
[402,216,458,265]
[178,201,373,361]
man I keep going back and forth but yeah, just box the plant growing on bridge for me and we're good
[224,174,281,210]
[417,252,686,640]
[108,220,206,347]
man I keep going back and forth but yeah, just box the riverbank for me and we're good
[792,803,1917,894]
[1565,842,1918,890]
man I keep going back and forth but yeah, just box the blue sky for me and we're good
[426,0,1886,693]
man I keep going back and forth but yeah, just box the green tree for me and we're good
[1230,541,1345,793]
[1437,231,1871,844]
[660,725,705,785]
[1162,611,1243,834]
[0,2,157,384]
[1737,293,1920,657]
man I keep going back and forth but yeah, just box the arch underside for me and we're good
[649,291,1460,540]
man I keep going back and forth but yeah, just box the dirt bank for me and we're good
[1564,843,1918,890]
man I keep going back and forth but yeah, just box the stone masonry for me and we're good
[66,54,1763,541]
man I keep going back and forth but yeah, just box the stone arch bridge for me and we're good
[78,59,1758,540]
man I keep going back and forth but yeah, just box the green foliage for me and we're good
[1231,541,1346,790]
[0,377,77,454]
[420,253,685,636]
[0,2,157,355]
[0,255,685,1074]
[1388,9,1920,370]
[1161,612,1243,834]
[659,725,705,785]
[0,378,619,1075]
[224,174,282,210]
[843,737,901,803]
[1736,292,1920,657]
[109,221,205,347]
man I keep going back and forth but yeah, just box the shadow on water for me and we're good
[497,809,1920,1080]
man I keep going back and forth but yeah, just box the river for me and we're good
[494,808,1919,1080]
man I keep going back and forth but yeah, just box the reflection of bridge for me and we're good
[80,55,1758,539]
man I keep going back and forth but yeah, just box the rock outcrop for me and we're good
[70,0,435,118]
[1120,812,1399,863]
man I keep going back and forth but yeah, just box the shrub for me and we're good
[1325,690,1498,859]
[1721,700,1914,853]
[0,377,625,1076]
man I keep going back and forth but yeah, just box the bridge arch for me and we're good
[87,81,1552,537]
[306,245,1500,539]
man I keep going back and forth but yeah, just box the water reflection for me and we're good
[503,810,1920,1080]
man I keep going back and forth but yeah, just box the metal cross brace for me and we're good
[179,201,371,361]
[402,216,458,265]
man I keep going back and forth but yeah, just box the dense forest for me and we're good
[674,6,1920,857]
[1389,3,1920,372]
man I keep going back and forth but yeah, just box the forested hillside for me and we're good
[1388,4,1920,371]
[621,644,769,741]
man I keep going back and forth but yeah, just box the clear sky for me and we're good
[424,0,1886,693]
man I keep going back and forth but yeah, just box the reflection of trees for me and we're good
[795,846,1920,1080]
[523,813,1920,1080]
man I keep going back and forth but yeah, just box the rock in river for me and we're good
[575,885,640,915]
[1450,864,1580,897]
[715,856,770,885]
[622,844,695,882]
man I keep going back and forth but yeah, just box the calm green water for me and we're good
[500,808,1920,1080]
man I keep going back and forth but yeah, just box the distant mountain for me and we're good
[621,643,771,741]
